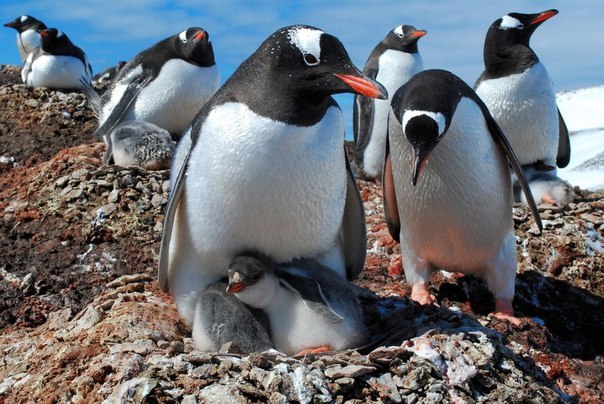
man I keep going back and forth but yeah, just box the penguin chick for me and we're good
[21,28,92,90]
[354,25,426,180]
[109,121,175,170]
[384,69,542,321]
[475,9,572,204]
[94,27,220,148]
[4,15,47,62]
[513,167,575,205]
[227,252,365,356]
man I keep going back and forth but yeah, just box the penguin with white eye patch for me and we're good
[354,24,426,180]
[384,69,542,322]
[4,15,47,62]
[474,10,571,204]
[88,27,219,163]
[226,251,365,356]
[21,28,92,90]
[158,25,386,351]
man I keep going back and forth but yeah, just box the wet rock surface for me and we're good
[1,65,602,402]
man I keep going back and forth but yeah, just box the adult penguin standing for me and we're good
[159,25,386,352]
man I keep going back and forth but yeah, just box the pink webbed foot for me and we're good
[411,283,438,306]
[492,298,522,326]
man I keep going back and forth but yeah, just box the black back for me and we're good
[38,28,87,65]
[476,10,558,83]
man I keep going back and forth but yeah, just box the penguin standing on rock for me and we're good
[474,9,571,204]
[93,27,220,153]
[354,25,426,180]
[384,69,542,322]
[158,25,386,351]
[21,28,92,90]
[227,252,365,356]
[4,15,47,62]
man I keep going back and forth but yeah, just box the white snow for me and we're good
[556,86,604,191]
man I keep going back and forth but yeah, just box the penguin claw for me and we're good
[410,283,438,306]
[540,192,558,206]
[294,346,332,357]
[492,299,522,326]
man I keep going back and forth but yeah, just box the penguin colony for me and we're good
[4,9,570,353]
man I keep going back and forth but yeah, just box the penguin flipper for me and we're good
[79,77,101,117]
[158,150,190,292]
[383,113,401,242]
[556,108,571,168]
[482,110,543,233]
[353,94,375,152]
[94,74,153,139]
[278,273,344,324]
[342,146,367,280]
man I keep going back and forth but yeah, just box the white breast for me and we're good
[128,60,219,135]
[475,62,558,166]
[24,54,89,89]
[186,103,347,267]
[390,98,513,270]
[18,29,41,61]
[362,50,424,178]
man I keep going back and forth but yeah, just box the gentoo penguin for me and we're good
[474,10,571,203]
[513,167,574,205]
[94,27,219,153]
[227,252,365,356]
[4,15,47,62]
[108,121,175,170]
[21,28,92,90]
[354,25,426,180]
[93,61,126,84]
[384,69,542,320]
[158,25,386,351]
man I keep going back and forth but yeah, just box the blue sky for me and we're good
[2,0,602,138]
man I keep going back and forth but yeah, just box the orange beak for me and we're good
[333,73,387,99]
[531,9,558,25]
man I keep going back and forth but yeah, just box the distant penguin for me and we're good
[158,25,386,351]
[109,121,175,170]
[4,15,47,62]
[227,252,365,356]
[21,28,92,90]
[513,167,574,205]
[474,9,571,203]
[354,25,426,180]
[93,61,126,84]
[384,69,542,320]
[94,27,220,151]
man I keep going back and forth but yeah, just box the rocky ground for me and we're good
[0,64,602,403]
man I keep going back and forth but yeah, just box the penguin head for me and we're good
[259,25,387,102]
[391,71,460,185]
[490,9,558,46]
[4,15,47,33]
[384,25,427,53]
[173,27,215,67]
[39,28,75,53]
[226,252,276,294]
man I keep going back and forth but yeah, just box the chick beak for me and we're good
[226,272,244,293]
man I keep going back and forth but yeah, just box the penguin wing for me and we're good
[157,150,190,292]
[353,94,375,151]
[93,73,153,138]
[278,273,344,324]
[556,108,571,168]
[79,78,101,117]
[382,113,401,242]
[342,146,367,280]
[21,52,35,84]
[479,103,543,233]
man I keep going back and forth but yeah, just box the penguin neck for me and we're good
[483,43,538,79]
[236,274,279,310]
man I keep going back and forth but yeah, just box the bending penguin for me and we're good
[474,9,572,204]
[4,15,47,62]
[384,69,542,321]
[227,252,365,356]
[354,25,426,180]
[21,28,92,90]
[159,25,386,351]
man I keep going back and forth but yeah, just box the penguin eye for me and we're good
[396,32,404,38]
[303,53,320,66]
[250,272,262,282]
